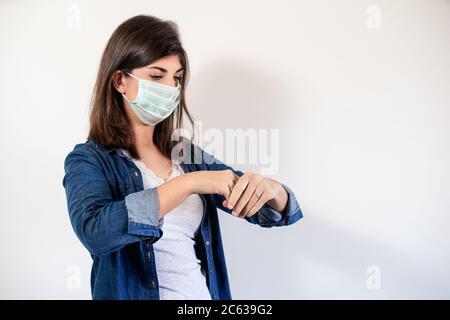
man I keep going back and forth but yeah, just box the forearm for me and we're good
[156,172,195,219]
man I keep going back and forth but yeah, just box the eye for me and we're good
[150,75,163,80]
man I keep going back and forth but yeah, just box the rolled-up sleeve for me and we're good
[125,188,165,232]
[254,183,303,227]
[63,147,163,257]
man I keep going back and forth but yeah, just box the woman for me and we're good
[62,15,303,300]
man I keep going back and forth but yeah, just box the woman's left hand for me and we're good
[222,172,287,218]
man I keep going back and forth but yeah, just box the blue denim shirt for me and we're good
[62,139,303,300]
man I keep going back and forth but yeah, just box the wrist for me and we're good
[179,171,198,195]
[266,181,287,212]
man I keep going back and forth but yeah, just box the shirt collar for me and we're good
[119,148,132,160]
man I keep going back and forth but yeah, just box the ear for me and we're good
[112,70,128,94]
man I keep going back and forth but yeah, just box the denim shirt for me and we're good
[62,139,303,300]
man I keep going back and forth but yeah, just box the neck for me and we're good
[133,121,156,151]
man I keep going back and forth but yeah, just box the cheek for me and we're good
[126,81,139,101]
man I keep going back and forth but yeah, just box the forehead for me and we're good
[148,55,183,72]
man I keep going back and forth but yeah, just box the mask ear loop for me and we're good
[122,93,131,103]
[122,71,137,103]
[126,72,139,80]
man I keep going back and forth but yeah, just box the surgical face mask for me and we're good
[122,72,181,125]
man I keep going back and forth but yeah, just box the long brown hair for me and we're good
[88,15,194,160]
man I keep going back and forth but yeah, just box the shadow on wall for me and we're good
[189,58,450,299]
[188,57,297,135]
[187,56,303,178]
[220,212,450,299]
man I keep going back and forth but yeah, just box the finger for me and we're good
[221,186,232,210]
[222,196,231,208]
[226,174,249,211]
[241,182,265,217]
[226,183,233,199]
[247,191,270,217]
[224,171,239,199]
[234,182,257,217]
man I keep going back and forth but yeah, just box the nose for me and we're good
[161,80,178,87]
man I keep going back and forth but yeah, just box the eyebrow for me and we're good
[147,66,184,73]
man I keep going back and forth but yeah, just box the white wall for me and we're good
[1,0,449,299]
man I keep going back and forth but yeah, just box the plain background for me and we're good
[1,0,450,299]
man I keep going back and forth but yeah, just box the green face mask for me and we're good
[122,72,181,125]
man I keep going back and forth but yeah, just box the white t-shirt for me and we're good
[124,150,211,300]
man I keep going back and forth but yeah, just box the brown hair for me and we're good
[87,15,194,160]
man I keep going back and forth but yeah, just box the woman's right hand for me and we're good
[186,170,240,199]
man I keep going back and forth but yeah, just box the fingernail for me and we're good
[232,211,237,216]
[227,205,233,209]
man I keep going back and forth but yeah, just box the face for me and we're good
[113,54,184,125]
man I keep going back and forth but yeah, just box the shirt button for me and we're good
[205,240,210,246]
[147,252,151,259]
[134,171,139,177]
[151,281,156,288]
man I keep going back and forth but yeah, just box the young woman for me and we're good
[63,15,303,300]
